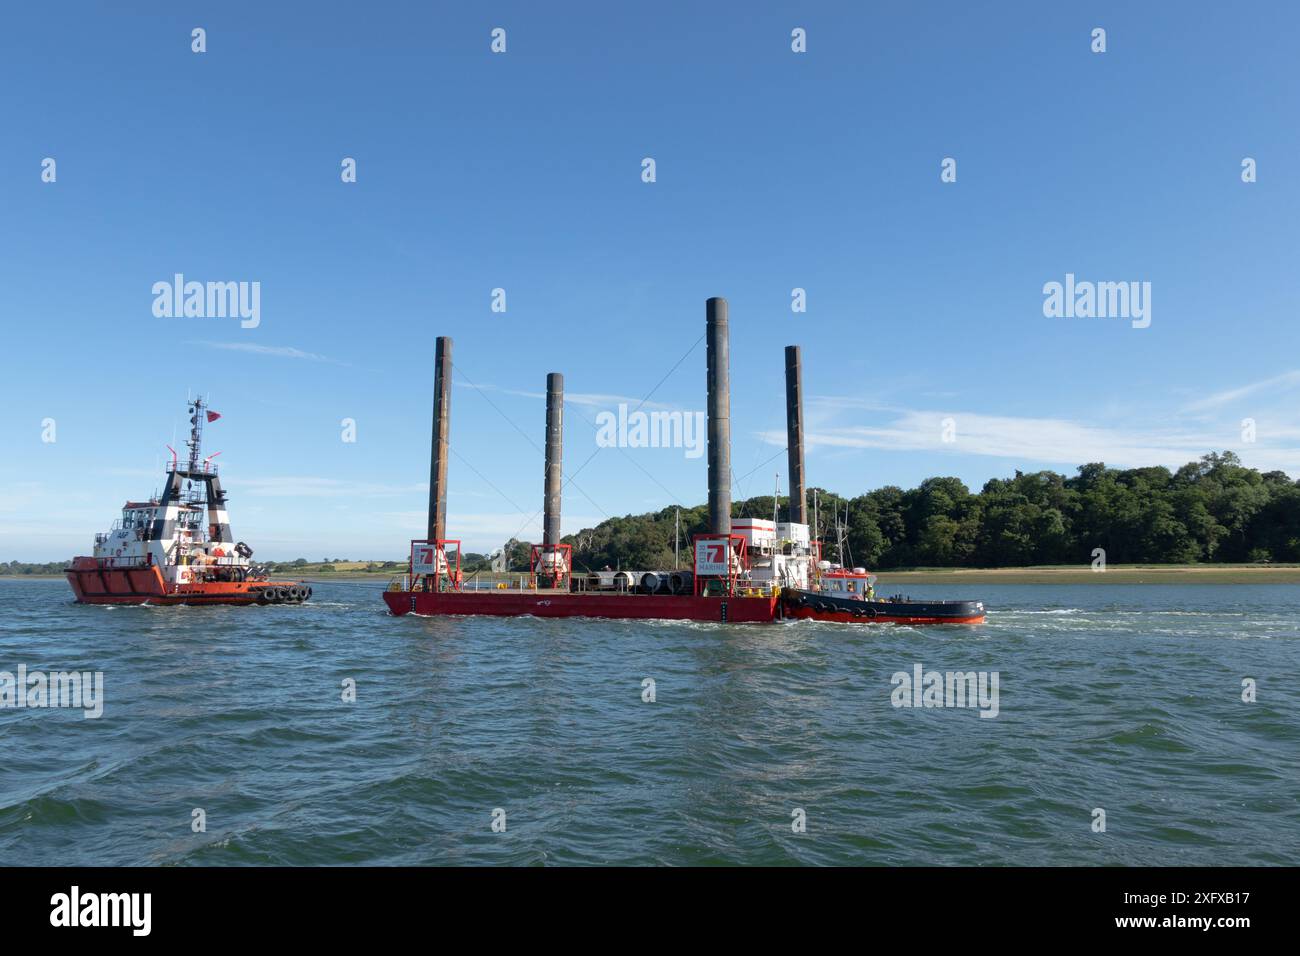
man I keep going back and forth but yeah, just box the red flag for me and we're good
[206,410,222,423]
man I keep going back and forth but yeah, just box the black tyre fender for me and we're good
[257,589,272,605]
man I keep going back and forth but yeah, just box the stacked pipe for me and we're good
[578,570,694,594]
[639,571,692,594]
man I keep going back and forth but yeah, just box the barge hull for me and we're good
[384,589,779,623]
[383,589,984,625]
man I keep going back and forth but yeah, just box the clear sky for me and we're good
[2,2,1297,561]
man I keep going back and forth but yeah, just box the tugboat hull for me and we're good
[66,558,310,606]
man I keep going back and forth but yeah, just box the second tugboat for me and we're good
[65,397,310,606]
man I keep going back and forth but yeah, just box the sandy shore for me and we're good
[874,565,1300,585]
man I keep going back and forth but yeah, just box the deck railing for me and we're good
[89,554,153,569]
[167,460,219,476]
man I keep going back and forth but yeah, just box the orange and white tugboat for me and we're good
[65,397,310,606]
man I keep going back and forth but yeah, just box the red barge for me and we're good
[383,298,984,626]
[66,397,310,607]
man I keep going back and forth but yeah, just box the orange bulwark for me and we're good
[66,557,309,606]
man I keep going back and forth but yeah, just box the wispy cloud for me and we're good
[1182,369,1300,413]
[500,388,678,411]
[240,476,425,498]
[760,407,1300,474]
[194,341,349,365]
[454,377,680,411]
[375,509,605,544]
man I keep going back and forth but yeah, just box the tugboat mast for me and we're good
[185,396,208,475]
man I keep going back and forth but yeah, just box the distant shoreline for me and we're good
[294,565,1300,585]
[876,565,1300,584]
[282,564,1300,585]
[7,564,1300,585]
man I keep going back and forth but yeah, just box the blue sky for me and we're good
[2,1,1297,561]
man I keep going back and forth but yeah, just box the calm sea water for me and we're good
[1,578,1297,866]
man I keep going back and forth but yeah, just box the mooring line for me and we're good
[451,446,527,515]
[452,360,609,521]
[497,333,707,546]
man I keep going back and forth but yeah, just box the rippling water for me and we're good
[1,578,1297,865]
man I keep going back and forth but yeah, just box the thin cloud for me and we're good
[760,409,1300,473]
[454,378,681,411]
[807,395,898,414]
[375,509,605,544]
[194,341,349,366]
[240,476,425,498]
[1183,369,1300,413]
[501,388,678,411]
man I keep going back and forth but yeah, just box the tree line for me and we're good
[0,561,67,575]
[534,452,1300,571]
